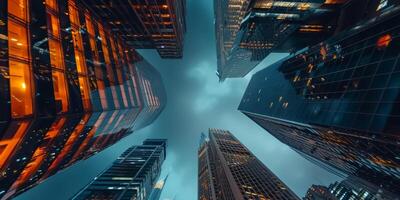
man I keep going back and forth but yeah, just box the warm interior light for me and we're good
[377,34,392,49]
[21,82,26,89]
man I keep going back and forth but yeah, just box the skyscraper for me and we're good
[198,128,299,200]
[305,177,399,200]
[239,1,400,196]
[79,0,186,59]
[0,0,166,199]
[72,139,167,200]
[213,0,353,81]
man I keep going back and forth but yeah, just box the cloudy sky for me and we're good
[16,0,341,199]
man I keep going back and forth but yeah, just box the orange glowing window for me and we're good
[324,0,347,4]
[8,20,29,59]
[85,14,95,36]
[74,50,87,74]
[377,34,392,49]
[48,14,60,37]
[48,39,64,69]
[52,71,69,113]
[9,61,33,118]
[78,76,91,111]
[8,0,27,20]
[68,3,80,25]
[45,0,57,10]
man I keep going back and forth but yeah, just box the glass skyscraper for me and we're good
[79,0,186,59]
[239,1,400,197]
[72,139,167,200]
[0,0,168,199]
[198,129,299,200]
[213,0,351,81]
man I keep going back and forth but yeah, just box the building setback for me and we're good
[79,0,186,59]
[198,129,299,200]
[239,1,400,197]
[72,139,167,200]
[0,0,166,199]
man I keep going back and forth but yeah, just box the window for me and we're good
[69,1,92,111]
[8,20,29,59]
[9,61,33,118]
[48,14,60,37]
[52,71,69,113]
[8,1,32,118]
[48,39,64,69]
[45,0,57,10]
[79,77,91,111]
[8,0,27,20]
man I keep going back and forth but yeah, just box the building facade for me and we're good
[213,0,354,81]
[305,177,398,200]
[72,139,167,200]
[198,128,299,200]
[239,1,400,197]
[304,185,337,200]
[0,0,166,199]
[79,0,186,59]
[213,0,400,81]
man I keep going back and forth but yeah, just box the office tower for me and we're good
[148,175,168,200]
[79,0,186,59]
[304,185,337,200]
[239,1,400,197]
[72,139,167,200]
[0,0,166,199]
[198,129,299,200]
[305,177,398,200]
[214,0,354,81]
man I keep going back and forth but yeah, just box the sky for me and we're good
[16,0,342,199]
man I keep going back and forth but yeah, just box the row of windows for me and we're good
[3,0,143,119]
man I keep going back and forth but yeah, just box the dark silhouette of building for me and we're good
[0,0,166,199]
[79,0,186,59]
[198,129,299,200]
[72,139,167,200]
[239,1,400,197]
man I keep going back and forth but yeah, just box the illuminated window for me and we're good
[8,20,29,59]
[8,0,27,20]
[48,14,60,37]
[48,39,64,69]
[52,71,69,113]
[68,3,79,25]
[45,0,57,10]
[69,1,91,111]
[377,34,392,49]
[74,50,86,74]
[78,77,91,111]
[8,1,32,118]
[9,61,33,118]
